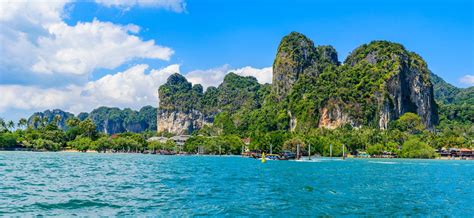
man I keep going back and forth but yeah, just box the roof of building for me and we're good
[147,136,169,142]
[171,135,191,141]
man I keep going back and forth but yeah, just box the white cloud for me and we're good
[232,66,273,84]
[79,64,178,111]
[459,75,474,86]
[185,65,231,89]
[95,0,186,12]
[0,85,73,112]
[0,64,271,120]
[0,1,173,85]
[32,19,173,75]
[0,64,179,115]
[186,65,273,89]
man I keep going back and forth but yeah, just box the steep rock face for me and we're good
[273,34,438,130]
[272,32,318,101]
[273,32,341,131]
[345,41,438,129]
[27,109,74,130]
[27,106,157,134]
[318,100,358,129]
[88,106,156,134]
[380,64,438,129]
[157,72,266,135]
[88,107,126,134]
[272,32,340,102]
[158,73,211,135]
[157,109,213,135]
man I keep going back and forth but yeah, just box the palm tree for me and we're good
[32,116,40,129]
[53,115,62,128]
[41,117,48,128]
[7,120,15,131]
[66,117,80,128]
[0,118,6,132]
[17,118,28,130]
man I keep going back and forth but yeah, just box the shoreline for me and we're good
[1,150,472,160]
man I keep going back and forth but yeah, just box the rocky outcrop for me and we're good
[157,73,207,135]
[345,41,438,129]
[273,33,438,130]
[28,106,157,134]
[378,63,438,129]
[318,100,360,129]
[272,32,340,101]
[157,72,264,135]
[157,109,213,135]
[156,32,439,133]
[272,32,318,101]
[87,106,157,134]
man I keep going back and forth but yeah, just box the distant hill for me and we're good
[430,72,473,105]
[27,106,157,134]
[27,109,75,130]
[430,73,474,125]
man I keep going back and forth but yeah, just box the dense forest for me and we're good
[1,32,472,158]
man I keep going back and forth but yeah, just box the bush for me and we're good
[0,132,18,149]
[67,137,92,152]
[399,137,437,159]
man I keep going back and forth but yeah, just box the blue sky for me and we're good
[0,0,473,122]
[65,0,474,84]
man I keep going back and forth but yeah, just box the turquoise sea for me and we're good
[0,152,472,216]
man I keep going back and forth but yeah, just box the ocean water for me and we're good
[0,152,472,216]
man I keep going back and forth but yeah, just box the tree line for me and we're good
[1,111,472,158]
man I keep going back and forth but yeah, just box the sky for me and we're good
[0,0,473,122]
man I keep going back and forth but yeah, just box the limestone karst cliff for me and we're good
[311,40,439,129]
[272,32,339,101]
[27,106,157,134]
[158,32,439,134]
[157,73,266,135]
[157,73,213,135]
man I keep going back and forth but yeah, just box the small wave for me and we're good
[291,159,322,163]
[32,199,120,210]
[368,161,397,164]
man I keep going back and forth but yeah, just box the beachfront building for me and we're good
[436,148,473,159]
[147,136,169,143]
[147,135,190,145]
[170,135,190,146]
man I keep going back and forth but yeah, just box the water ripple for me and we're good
[0,152,472,216]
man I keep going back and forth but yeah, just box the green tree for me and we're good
[0,132,18,149]
[92,137,113,152]
[6,120,15,131]
[283,137,306,153]
[399,137,437,159]
[79,119,97,139]
[17,118,28,130]
[391,113,425,134]
[68,137,92,152]
[0,118,6,132]
[66,117,81,128]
